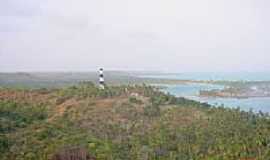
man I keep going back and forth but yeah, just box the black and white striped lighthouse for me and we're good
[99,68,105,89]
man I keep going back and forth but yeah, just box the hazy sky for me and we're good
[1,0,270,72]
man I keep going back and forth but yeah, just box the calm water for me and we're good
[149,72,270,113]
[143,72,270,81]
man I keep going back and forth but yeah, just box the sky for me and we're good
[0,0,270,72]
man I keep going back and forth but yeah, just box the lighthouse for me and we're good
[99,68,105,89]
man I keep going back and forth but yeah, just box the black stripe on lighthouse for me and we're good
[99,68,105,89]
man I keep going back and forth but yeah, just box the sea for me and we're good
[144,72,270,113]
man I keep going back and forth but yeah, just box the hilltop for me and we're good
[0,82,270,160]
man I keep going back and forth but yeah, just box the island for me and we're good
[199,82,270,98]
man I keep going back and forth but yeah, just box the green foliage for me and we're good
[128,97,143,104]
[144,104,161,117]
[0,134,9,154]
[1,83,270,160]
[0,101,47,134]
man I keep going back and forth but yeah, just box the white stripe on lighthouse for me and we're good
[99,77,104,82]
[99,70,103,75]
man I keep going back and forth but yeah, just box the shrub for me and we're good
[0,135,9,154]
[51,147,96,160]
[128,97,143,104]
[144,104,161,117]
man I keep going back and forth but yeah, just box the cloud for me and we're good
[0,0,270,72]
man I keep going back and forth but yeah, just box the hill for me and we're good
[0,82,270,160]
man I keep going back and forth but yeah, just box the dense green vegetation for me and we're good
[0,82,270,160]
